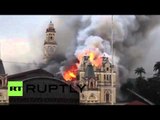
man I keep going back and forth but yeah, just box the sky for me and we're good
[0,15,79,75]
[0,15,55,74]
[0,16,51,39]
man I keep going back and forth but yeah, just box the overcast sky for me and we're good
[0,15,56,74]
[0,16,53,39]
[0,15,78,75]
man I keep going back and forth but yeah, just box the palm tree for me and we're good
[135,67,146,78]
[154,61,160,77]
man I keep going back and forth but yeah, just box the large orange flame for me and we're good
[63,64,78,81]
[63,48,104,81]
[77,49,103,68]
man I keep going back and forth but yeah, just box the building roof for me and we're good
[8,68,54,80]
[84,63,95,78]
[46,28,56,32]
[0,59,5,74]
[9,75,79,104]
[46,21,56,33]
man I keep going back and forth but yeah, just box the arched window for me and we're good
[106,93,110,103]
[107,67,109,71]
[90,81,93,88]
[104,74,106,80]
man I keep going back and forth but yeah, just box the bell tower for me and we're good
[44,21,57,62]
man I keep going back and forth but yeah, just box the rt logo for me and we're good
[8,81,23,96]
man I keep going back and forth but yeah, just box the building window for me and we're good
[107,75,112,80]
[107,67,109,71]
[104,74,106,80]
[106,93,110,103]
[107,75,109,80]
[90,81,94,88]
[97,74,99,80]
[91,82,93,88]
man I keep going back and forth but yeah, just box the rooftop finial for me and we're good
[48,20,54,29]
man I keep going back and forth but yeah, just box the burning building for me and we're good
[42,18,117,105]
[78,53,117,104]
[61,47,117,104]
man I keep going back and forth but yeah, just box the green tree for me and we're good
[154,61,160,77]
[135,67,146,78]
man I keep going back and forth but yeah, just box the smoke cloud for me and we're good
[29,15,160,84]
[2,16,160,92]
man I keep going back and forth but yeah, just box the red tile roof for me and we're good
[126,100,147,105]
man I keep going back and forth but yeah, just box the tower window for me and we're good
[109,75,112,80]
